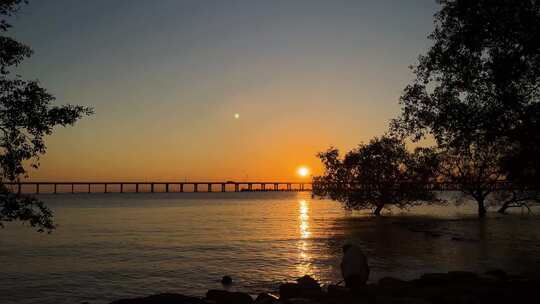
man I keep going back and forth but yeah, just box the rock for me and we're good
[485,269,508,280]
[254,292,278,304]
[378,277,410,289]
[297,276,323,298]
[110,293,205,304]
[277,276,324,300]
[326,284,351,298]
[296,275,319,289]
[221,276,233,286]
[282,299,319,304]
[279,283,302,300]
[345,284,379,299]
[206,289,253,304]
[108,270,539,304]
[436,294,478,304]
[296,275,324,298]
[375,296,431,304]
[446,271,478,281]
[417,273,449,285]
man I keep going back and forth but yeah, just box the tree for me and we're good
[313,136,441,216]
[0,1,93,232]
[496,102,540,213]
[438,140,505,217]
[493,189,539,214]
[500,102,540,187]
[391,0,540,216]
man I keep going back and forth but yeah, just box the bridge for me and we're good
[2,180,530,195]
[2,181,313,194]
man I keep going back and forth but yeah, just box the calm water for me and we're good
[1,192,540,304]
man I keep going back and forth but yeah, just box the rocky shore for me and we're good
[110,270,539,304]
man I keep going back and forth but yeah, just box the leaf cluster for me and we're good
[314,136,441,214]
[0,1,92,232]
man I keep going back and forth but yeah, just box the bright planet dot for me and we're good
[234,113,240,119]
[297,167,310,177]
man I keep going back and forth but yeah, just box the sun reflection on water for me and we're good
[299,200,311,239]
[297,199,315,278]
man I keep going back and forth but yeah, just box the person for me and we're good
[340,244,369,289]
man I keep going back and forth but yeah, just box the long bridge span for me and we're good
[3,181,313,194]
[2,180,525,194]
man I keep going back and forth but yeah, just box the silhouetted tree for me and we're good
[0,1,93,232]
[500,102,540,187]
[313,136,440,216]
[496,92,540,213]
[493,189,539,214]
[438,140,505,217]
[391,0,540,216]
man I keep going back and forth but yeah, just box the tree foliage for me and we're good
[392,0,539,149]
[390,0,540,216]
[0,1,93,232]
[313,136,441,216]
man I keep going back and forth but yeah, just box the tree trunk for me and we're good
[497,201,510,214]
[373,205,383,216]
[477,198,487,218]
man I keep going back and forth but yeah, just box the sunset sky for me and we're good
[11,0,438,181]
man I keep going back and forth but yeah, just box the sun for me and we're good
[297,166,310,177]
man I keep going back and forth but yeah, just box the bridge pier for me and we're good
[235,184,239,192]
[180,183,184,192]
[165,184,169,193]
[151,183,154,193]
[274,183,278,191]
[208,184,212,192]
[120,184,124,193]
[194,183,198,192]
[221,184,226,192]
[136,184,139,193]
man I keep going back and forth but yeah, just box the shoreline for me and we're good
[109,270,540,304]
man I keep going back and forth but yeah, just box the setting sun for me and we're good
[297,166,310,177]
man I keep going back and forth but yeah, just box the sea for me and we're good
[1,192,540,304]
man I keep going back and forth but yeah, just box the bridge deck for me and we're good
[2,181,312,194]
[1,181,528,194]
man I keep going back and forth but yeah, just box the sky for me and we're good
[10,0,439,181]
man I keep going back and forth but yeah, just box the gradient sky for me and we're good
[10,0,438,181]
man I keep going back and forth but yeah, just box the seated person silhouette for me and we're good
[340,244,370,289]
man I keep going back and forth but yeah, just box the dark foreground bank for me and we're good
[109,270,539,304]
